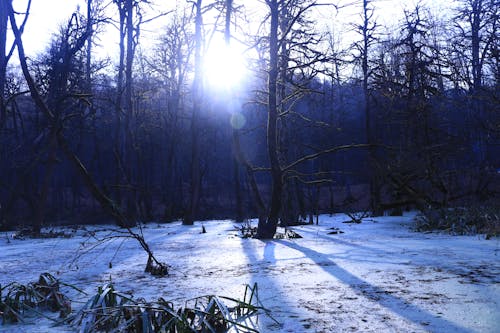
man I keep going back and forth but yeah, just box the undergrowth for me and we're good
[12,229,74,240]
[0,273,75,324]
[342,211,371,224]
[235,221,302,239]
[236,221,258,238]
[1,273,267,332]
[415,204,500,238]
[68,283,264,332]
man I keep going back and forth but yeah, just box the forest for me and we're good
[0,1,499,332]
[0,0,499,236]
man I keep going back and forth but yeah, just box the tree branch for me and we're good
[283,143,371,172]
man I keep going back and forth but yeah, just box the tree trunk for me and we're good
[184,0,203,225]
[114,2,126,207]
[124,0,137,222]
[224,0,244,222]
[470,0,483,92]
[257,0,282,239]
[86,0,92,90]
[361,0,382,216]
[233,158,244,221]
[32,129,58,234]
[0,0,9,129]
[470,0,486,169]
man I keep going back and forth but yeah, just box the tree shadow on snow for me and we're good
[298,227,461,269]
[240,239,308,331]
[277,240,476,333]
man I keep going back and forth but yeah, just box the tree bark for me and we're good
[86,0,92,90]
[124,0,137,222]
[0,0,9,129]
[257,0,282,239]
[114,1,126,207]
[361,0,382,216]
[184,0,203,225]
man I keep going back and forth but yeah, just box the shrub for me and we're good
[416,204,500,237]
[2,273,269,332]
[236,221,258,238]
[69,283,265,332]
[0,273,72,324]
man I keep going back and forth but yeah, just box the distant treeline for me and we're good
[0,0,498,231]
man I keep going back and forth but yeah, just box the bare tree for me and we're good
[452,0,498,167]
[371,5,468,210]
[147,8,194,220]
[255,0,281,238]
[112,0,135,224]
[352,0,382,215]
[256,0,343,238]
[7,0,130,229]
[184,0,204,225]
[453,0,497,92]
[113,0,157,224]
[8,2,168,274]
[0,0,8,129]
[224,0,245,222]
[0,0,29,130]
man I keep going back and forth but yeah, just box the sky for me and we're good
[9,0,454,61]
[11,0,88,55]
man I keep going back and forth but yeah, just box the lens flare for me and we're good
[230,112,246,129]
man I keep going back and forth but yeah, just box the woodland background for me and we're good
[0,0,498,235]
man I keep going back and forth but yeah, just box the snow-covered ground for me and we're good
[0,212,499,332]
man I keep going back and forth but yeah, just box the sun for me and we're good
[203,37,247,93]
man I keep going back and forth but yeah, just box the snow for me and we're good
[0,212,499,332]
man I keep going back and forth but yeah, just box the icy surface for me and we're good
[0,212,499,332]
